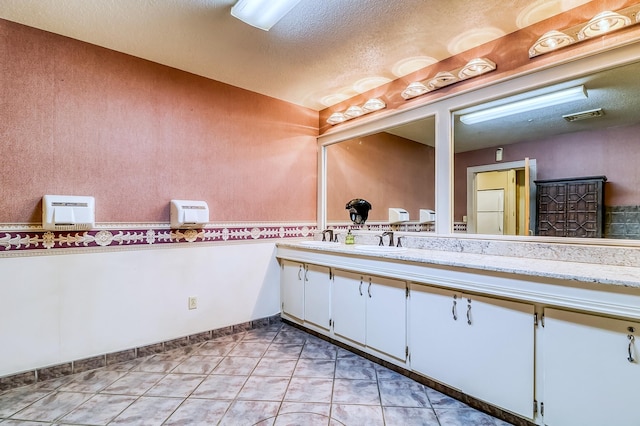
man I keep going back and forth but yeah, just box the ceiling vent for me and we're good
[563,108,604,122]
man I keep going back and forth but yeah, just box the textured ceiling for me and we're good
[0,0,592,110]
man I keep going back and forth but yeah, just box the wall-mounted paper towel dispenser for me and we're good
[389,208,409,224]
[170,200,209,229]
[419,209,436,223]
[42,195,95,231]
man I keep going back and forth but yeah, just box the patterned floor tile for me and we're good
[144,374,206,398]
[252,357,298,377]
[172,355,222,374]
[332,379,381,405]
[57,393,137,425]
[163,398,231,425]
[212,356,260,375]
[218,400,280,426]
[378,378,430,407]
[109,396,183,426]
[284,377,334,403]
[331,403,385,426]
[191,374,247,399]
[383,406,440,425]
[9,391,92,422]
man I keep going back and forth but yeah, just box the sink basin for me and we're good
[298,241,341,248]
[354,245,408,253]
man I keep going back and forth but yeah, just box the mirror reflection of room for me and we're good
[326,117,436,229]
[454,61,640,239]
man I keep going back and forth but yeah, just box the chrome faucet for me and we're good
[379,231,394,246]
[321,229,334,242]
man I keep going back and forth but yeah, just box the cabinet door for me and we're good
[332,270,366,345]
[460,294,535,419]
[543,308,640,426]
[304,264,332,331]
[366,276,406,360]
[280,260,304,321]
[409,285,466,390]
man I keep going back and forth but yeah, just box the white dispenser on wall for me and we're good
[419,209,436,223]
[42,195,95,231]
[170,200,209,229]
[389,208,409,224]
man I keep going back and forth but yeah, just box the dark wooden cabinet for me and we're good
[535,176,606,238]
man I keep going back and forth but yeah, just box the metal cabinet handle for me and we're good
[297,265,302,280]
[304,266,309,282]
[368,280,372,298]
[628,334,635,363]
[359,279,363,296]
[452,296,457,321]
[466,300,472,325]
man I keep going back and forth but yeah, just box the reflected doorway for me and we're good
[466,159,537,236]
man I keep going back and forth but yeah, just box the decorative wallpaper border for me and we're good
[0,222,316,256]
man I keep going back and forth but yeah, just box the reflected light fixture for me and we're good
[529,5,639,57]
[326,98,386,126]
[459,85,587,125]
[402,58,496,100]
[231,0,303,31]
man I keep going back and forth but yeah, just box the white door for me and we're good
[460,293,535,419]
[304,264,332,331]
[408,284,466,390]
[366,276,406,360]
[332,270,366,345]
[543,308,640,426]
[280,260,305,321]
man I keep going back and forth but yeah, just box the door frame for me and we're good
[466,159,537,235]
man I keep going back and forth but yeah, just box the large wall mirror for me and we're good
[326,116,436,226]
[453,59,640,240]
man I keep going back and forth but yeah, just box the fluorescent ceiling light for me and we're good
[459,85,588,125]
[231,0,303,31]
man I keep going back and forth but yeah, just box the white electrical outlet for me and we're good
[188,296,198,310]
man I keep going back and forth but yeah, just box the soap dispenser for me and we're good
[345,229,355,245]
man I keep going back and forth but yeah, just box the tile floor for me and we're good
[0,322,512,425]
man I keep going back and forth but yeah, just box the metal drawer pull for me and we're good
[466,301,472,325]
[304,266,308,282]
[368,281,372,298]
[297,265,302,280]
[628,334,635,363]
[359,279,363,296]
[452,296,457,321]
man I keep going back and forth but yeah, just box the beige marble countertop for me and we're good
[277,241,640,289]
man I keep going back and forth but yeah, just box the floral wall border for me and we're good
[0,222,316,256]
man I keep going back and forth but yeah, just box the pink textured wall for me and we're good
[453,123,640,220]
[0,19,318,224]
[327,132,435,222]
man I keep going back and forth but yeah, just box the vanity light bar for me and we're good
[327,98,386,126]
[529,5,640,58]
[459,85,587,125]
[401,58,496,100]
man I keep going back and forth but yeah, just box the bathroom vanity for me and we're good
[276,236,640,426]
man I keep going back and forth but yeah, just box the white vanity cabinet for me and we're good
[280,259,305,321]
[542,308,640,426]
[332,270,407,361]
[409,284,535,420]
[303,264,332,332]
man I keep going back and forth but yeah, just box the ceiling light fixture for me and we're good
[326,98,386,126]
[231,0,303,31]
[529,5,639,58]
[459,85,588,125]
[402,58,496,100]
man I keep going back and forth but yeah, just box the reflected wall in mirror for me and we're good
[326,116,436,226]
[454,60,640,239]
